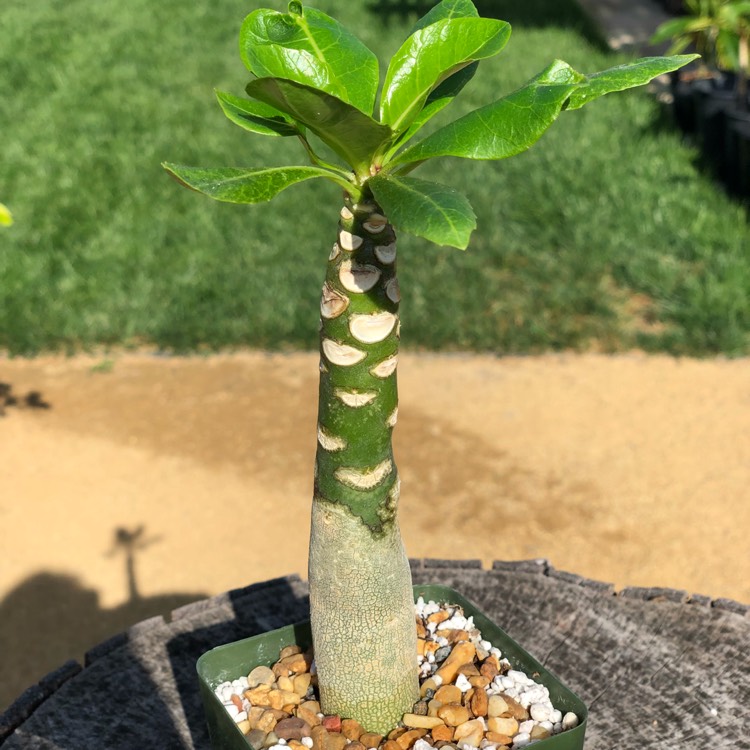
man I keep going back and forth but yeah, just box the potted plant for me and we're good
[163,0,693,746]
[652,0,744,163]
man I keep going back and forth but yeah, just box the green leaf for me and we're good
[381,17,511,132]
[368,173,476,249]
[388,0,481,153]
[246,77,393,174]
[162,164,342,203]
[410,0,478,34]
[386,62,479,156]
[391,60,583,167]
[240,3,379,115]
[565,54,700,110]
[215,91,301,137]
[0,203,12,227]
[650,16,705,44]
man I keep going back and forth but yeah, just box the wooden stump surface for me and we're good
[1,560,747,749]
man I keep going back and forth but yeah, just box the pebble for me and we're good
[434,685,461,704]
[298,701,322,727]
[437,704,469,727]
[249,666,277,688]
[403,714,444,730]
[396,729,428,749]
[321,715,342,733]
[342,719,365,740]
[216,600,579,749]
[487,718,517,737]
[276,718,312,740]
[453,719,484,747]
[469,688,488,718]
[562,712,579,730]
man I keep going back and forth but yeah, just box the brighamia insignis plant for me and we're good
[164,0,694,733]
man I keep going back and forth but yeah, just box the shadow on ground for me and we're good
[0,382,51,416]
[0,526,208,712]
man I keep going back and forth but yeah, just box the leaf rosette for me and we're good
[164,0,698,249]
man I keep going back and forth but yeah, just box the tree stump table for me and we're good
[1,560,748,749]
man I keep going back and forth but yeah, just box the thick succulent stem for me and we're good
[308,192,418,733]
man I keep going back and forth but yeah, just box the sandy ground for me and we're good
[1,350,749,709]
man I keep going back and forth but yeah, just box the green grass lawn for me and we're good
[2,0,749,356]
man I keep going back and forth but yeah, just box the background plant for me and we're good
[651,0,750,71]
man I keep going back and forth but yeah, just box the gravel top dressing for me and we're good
[213,599,579,750]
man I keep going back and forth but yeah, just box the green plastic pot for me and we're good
[197,585,588,750]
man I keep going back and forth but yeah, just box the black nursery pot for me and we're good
[724,104,750,197]
[197,585,588,750]
[693,73,737,178]
[670,72,697,134]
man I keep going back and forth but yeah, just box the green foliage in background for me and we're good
[2,0,750,356]
[651,0,750,70]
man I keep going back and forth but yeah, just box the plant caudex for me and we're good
[163,0,695,734]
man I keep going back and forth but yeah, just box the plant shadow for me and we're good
[0,382,51,416]
[0,525,208,712]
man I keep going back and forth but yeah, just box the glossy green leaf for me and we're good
[246,77,393,173]
[240,3,379,115]
[391,60,583,167]
[162,164,342,203]
[381,17,511,132]
[565,54,700,110]
[410,0,478,34]
[368,173,476,249]
[386,62,479,156]
[388,0,481,153]
[215,91,301,136]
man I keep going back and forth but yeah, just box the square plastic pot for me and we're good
[197,584,588,750]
